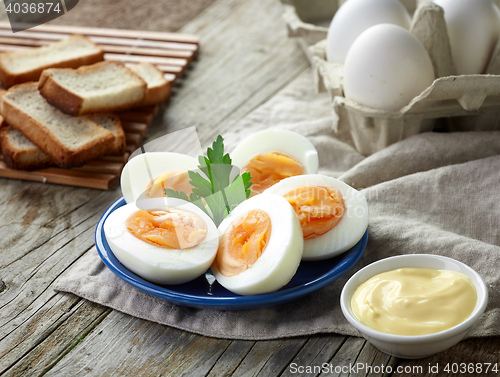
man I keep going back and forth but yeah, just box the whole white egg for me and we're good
[230,129,318,196]
[265,174,368,261]
[326,0,412,63]
[211,193,303,295]
[434,0,500,75]
[104,197,219,285]
[121,152,198,204]
[343,23,435,111]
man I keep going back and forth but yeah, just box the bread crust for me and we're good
[0,35,104,88]
[0,126,53,170]
[38,72,83,115]
[133,63,171,106]
[38,61,147,116]
[139,79,171,107]
[2,83,115,168]
[86,113,126,155]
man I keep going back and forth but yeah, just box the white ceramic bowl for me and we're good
[340,254,488,359]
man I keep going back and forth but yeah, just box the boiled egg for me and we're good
[434,0,500,75]
[104,197,219,285]
[326,0,412,63]
[211,193,303,295]
[121,152,198,204]
[230,129,319,196]
[343,24,435,111]
[265,174,368,261]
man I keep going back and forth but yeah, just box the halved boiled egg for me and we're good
[211,193,303,295]
[230,129,319,196]
[104,197,219,285]
[265,174,368,260]
[121,152,198,203]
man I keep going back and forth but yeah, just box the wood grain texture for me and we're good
[153,0,310,147]
[0,23,200,44]
[206,340,255,377]
[0,188,121,375]
[2,298,110,377]
[0,0,498,376]
[45,311,232,377]
[281,335,346,377]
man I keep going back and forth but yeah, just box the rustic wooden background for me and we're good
[0,0,215,32]
[0,0,499,376]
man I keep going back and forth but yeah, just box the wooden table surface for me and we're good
[1,0,499,376]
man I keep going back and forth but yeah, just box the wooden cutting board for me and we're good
[0,22,199,190]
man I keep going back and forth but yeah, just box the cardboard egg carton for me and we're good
[280,0,340,62]
[284,0,500,155]
[281,0,417,62]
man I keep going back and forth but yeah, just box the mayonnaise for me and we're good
[351,268,477,336]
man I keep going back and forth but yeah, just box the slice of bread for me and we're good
[0,126,53,170]
[0,113,125,170]
[38,61,147,115]
[0,35,104,88]
[86,113,125,155]
[128,63,171,106]
[1,83,115,168]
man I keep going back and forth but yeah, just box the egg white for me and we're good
[326,0,412,63]
[121,152,198,204]
[230,128,319,175]
[265,174,368,260]
[434,0,500,75]
[104,197,219,285]
[343,24,434,111]
[211,194,303,296]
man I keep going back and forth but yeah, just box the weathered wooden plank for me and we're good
[319,337,366,377]
[2,299,110,377]
[280,334,347,377]
[366,348,397,377]
[229,340,286,376]
[352,341,399,377]
[0,242,96,373]
[206,340,255,377]
[0,190,120,374]
[394,336,500,377]
[353,341,380,376]
[254,338,309,377]
[153,0,310,147]
[0,181,90,228]
[162,335,231,377]
[44,311,231,377]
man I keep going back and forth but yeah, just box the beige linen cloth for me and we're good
[54,70,500,340]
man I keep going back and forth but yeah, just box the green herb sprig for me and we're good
[165,135,252,226]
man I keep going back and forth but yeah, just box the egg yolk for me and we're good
[242,152,305,195]
[283,185,345,240]
[216,209,272,277]
[146,170,193,198]
[126,208,207,249]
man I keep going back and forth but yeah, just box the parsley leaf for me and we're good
[163,188,208,216]
[164,135,252,225]
[188,169,212,198]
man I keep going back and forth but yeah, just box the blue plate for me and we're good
[95,197,368,310]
